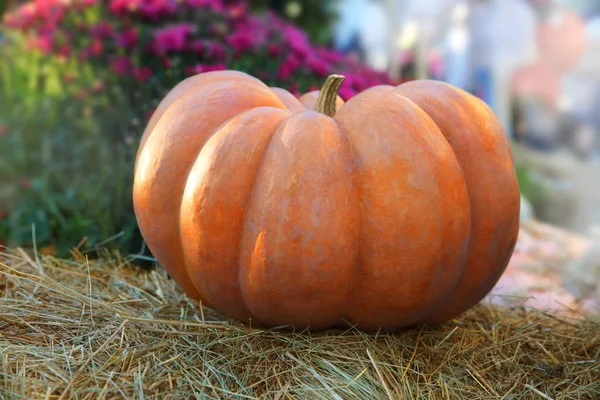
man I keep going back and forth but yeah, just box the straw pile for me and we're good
[1,247,599,399]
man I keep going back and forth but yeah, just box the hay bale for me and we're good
[1,247,599,399]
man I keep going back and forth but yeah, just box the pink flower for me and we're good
[0,125,8,136]
[315,47,344,64]
[227,30,253,52]
[133,66,153,82]
[35,32,54,54]
[277,55,300,80]
[338,86,357,100]
[90,38,103,56]
[153,23,196,53]
[110,56,132,75]
[58,44,71,58]
[228,2,248,19]
[282,24,310,58]
[189,40,226,59]
[287,82,300,97]
[116,27,138,47]
[161,57,172,68]
[267,44,282,57]
[91,22,114,38]
[186,0,224,11]
[206,41,226,59]
[306,57,330,77]
[108,0,135,16]
[139,0,177,19]
[109,0,178,19]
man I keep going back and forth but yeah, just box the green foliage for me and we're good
[0,33,144,257]
[514,164,549,209]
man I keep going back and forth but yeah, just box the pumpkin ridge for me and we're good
[237,111,358,329]
[134,78,289,304]
[179,106,290,323]
[333,86,471,330]
[392,80,520,324]
[388,88,473,300]
[173,82,287,305]
[334,86,395,328]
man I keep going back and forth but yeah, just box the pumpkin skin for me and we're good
[133,71,519,331]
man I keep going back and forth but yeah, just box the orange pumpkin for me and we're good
[133,71,520,331]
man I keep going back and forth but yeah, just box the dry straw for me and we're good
[1,246,599,399]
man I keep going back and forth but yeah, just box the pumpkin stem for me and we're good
[314,74,345,117]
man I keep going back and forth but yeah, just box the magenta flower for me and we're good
[108,0,134,16]
[91,21,114,38]
[153,23,196,53]
[281,24,310,58]
[90,38,103,56]
[133,66,153,82]
[139,0,177,19]
[110,56,132,75]
[161,57,173,68]
[227,2,248,19]
[267,43,282,57]
[306,57,330,77]
[227,30,254,53]
[277,54,300,80]
[186,0,224,11]
[109,0,178,19]
[116,27,138,47]
[37,32,55,54]
[315,47,344,64]
[338,85,357,100]
[287,82,300,97]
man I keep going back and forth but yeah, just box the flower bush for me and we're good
[0,0,396,258]
[4,0,395,100]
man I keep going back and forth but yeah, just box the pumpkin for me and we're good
[133,71,520,331]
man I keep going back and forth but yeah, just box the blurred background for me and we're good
[0,0,599,312]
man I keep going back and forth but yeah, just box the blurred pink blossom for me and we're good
[186,0,224,11]
[227,30,254,53]
[281,24,310,58]
[110,56,132,75]
[116,26,138,47]
[133,66,153,82]
[153,23,196,52]
[91,22,114,38]
[306,57,330,77]
[277,55,300,80]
